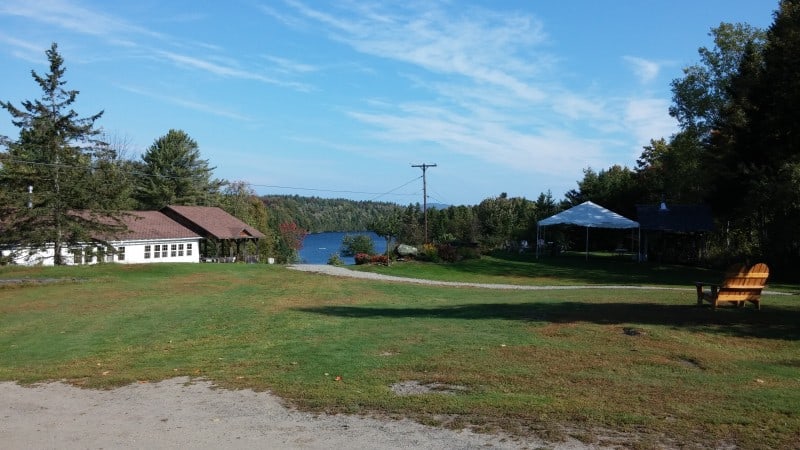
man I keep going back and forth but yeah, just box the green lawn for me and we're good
[1,261,799,449]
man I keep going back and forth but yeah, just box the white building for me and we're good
[1,206,265,266]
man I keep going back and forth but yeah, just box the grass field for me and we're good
[1,257,799,449]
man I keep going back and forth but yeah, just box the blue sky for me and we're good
[0,1,777,206]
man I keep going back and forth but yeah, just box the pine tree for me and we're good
[0,43,127,265]
[135,129,224,209]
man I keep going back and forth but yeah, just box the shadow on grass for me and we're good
[298,302,800,340]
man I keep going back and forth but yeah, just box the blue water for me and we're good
[298,231,386,265]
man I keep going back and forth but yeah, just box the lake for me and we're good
[298,231,386,265]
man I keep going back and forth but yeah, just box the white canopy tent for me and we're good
[536,201,640,260]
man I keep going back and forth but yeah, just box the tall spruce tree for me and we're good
[0,43,126,265]
[135,129,224,209]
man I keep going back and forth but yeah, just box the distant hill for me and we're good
[260,195,403,233]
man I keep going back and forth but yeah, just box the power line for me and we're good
[249,183,419,198]
[0,155,424,200]
[368,176,422,202]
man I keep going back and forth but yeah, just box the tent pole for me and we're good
[585,227,589,261]
[637,227,641,262]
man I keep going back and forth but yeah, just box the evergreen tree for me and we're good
[0,43,127,265]
[712,0,800,268]
[135,129,224,209]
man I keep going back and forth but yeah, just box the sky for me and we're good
[0,1,778,206]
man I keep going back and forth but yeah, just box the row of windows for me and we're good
[144,243,192,259]
[71,246,125,264]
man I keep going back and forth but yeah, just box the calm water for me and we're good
[298,231,386,265]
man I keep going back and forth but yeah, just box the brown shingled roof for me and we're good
[101,211,201,241]
[161,205,266,240]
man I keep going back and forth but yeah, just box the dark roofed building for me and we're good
[636,203,714,264]
[636,204,713,233]
[161,205,265,261]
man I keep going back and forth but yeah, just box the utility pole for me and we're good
[411,163,436,243]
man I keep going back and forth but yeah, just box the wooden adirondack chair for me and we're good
[695,263,769,309]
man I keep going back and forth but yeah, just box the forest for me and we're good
[1,1,799,276]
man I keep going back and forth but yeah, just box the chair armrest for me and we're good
[695,282,720,301]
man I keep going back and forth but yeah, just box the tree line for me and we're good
[3,1,798,275]
[561,2,800,276]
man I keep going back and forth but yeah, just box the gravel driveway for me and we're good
[0,378,598,450]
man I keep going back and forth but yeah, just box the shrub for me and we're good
[457,246,481,260]
[436,243,459,262]
[341,234,375,256]
[327,253,344,266]
[370,254,389,265]
[353,253,389,265]
[420,243,439,262]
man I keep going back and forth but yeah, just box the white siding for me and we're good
[111,239,200,264]
[2,238,200,266]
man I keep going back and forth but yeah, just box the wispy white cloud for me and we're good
[0,0,163,40]
[347,103,607,177]
[0,34,47,63]
[283,1,550,101]
[0,0,315,93]
[262,54,319,74]
[623,56,661,84]
[156,50,314,91]
[271,1,676,183]
[276,1,630,179]
[116,84,255,122]
[623,97,677,155]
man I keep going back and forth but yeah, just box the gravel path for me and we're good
[0,378,598,450]
[288,264,687,291]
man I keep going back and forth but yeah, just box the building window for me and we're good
[144,245,151,259]
[117,246,125,261]
[178,244,184,257]
[154,244,161,258]
[84,247,94,264]
[187,243,193,256]
[171,244,177,257]
[72,248,83,265]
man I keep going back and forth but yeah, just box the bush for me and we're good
[327,253,344,266]
[457,246,481,260]
[370,254,389,265]
[341,234,375,256]
[436,243,459,262]
[420,243,439,262]
[354,253,389,265]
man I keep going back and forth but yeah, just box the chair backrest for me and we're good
[721,263,747,284]
[719,263,769,301]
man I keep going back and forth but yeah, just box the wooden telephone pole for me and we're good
[411,163,437,243]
